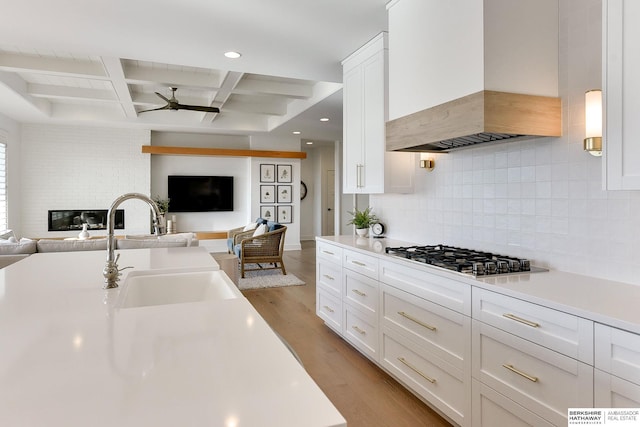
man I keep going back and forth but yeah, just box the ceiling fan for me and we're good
[138,87,220,114]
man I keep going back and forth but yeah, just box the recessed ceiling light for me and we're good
[306,141,314,145]
[320,117,329,122]
[292,131,301,135]
[224,51,242,59]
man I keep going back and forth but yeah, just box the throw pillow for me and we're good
[243,222,258,232]
[252,223,267,237]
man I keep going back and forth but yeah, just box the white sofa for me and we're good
[0,232,199,268]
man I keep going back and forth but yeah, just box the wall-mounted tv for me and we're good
[167,175,234,212]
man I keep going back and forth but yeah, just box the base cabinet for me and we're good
[472,379,554,427]
[315,237,639,427]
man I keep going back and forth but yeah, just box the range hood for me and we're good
[386,90,562,153]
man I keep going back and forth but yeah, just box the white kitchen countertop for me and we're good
[318,235,640,335]
[0,247,346,427]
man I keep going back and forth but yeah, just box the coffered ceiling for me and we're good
[0,0,389,142]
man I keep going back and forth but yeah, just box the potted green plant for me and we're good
[347,206,378,237]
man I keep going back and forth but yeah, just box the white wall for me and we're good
[20,124,151,238]
[150,132,251,234]
[374,0,640,285]
[0,113,21,234]
[250,134,302,251]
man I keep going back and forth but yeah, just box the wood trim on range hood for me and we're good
[386,90,562,153]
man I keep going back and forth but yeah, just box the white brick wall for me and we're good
[372,0,640,286]
[20,124,151,238]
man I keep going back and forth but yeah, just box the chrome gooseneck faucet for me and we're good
[103,193,164,289]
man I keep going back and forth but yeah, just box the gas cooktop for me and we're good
[384,244,546,277]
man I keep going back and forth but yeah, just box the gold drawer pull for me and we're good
[351,260,367,267]
[397,357,436,384]
[323,274,335,281]
[503,313,540,328]
[322,250,335,255]
[503,364,539,383]
[323,305,335,313]
[398,311,437,331]
[352,325,366,335]
[352,289,366,297]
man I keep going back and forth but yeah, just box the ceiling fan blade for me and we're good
[138,104,170,114]
[175,103,220,113]
[154,92,171,103]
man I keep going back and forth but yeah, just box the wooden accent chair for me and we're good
[228,224,287,278]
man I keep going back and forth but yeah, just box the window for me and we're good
[0,131,6,231]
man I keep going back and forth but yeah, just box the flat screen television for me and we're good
[167,175,234,212]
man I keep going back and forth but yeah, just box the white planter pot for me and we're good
[355,228,368,237]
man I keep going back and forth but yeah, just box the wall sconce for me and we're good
[419,154,435,172]
[584,89,602,157]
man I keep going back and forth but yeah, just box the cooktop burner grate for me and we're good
[385,244,534,276]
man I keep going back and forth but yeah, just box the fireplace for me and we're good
[48,210,125,232]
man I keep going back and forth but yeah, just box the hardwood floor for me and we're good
[242,241,453,427]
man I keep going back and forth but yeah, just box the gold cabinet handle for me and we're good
[323,305,335,313]
[352,289,366,297]
[323,274,335,281]
[351,260,366,267]
[503,313,540,328]
[503,364,539,383]
[322,250,334,255]
[352,325,366,335]
[398,311,437,331]
[397,357,436,384]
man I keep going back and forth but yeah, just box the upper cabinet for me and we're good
[342,32,415,194]
[385,0,561,152]
[603,0,640,190]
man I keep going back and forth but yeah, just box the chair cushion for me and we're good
[243,222,258,232]
[252,223,267,237]
[233,243,242,258]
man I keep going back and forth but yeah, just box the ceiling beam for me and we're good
[233,78,313,99]
[0,53,107,79]
[101,57,137,118]
[28,83,118,102]
[123,65,223,89]
[201,71,244,123]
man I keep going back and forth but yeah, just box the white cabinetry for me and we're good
[594,324,640,406]
[603,0,640,189]
[316,242,343,333]
[472,289,594,427]
[342,32,414,194]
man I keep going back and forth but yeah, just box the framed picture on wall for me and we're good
[277,164,292,183]
[277,185,292,203]
[277,205,292,224]
[260,205,275,221]
[260,164,276,182]
[260,185,275,203]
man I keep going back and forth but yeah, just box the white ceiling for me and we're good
[0,0,389,143]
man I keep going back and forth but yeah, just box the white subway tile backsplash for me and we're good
[371,0,639,285]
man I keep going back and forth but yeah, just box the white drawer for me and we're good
[343,304,378,361]
[471,379,554,427]
[473,287,593,364]
[382,331,469,426]
[594,368,640,408]
[595,323,640,386]
[317,261,342,296]
[344,269,378,315]
[381,283,470,372]
[472,321,593,427]
[316,241,343,265]
[343,249,378,280]
[317,288,342,333]
[380,259,471,315]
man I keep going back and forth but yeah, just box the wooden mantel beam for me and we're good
[141,145,307,159]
